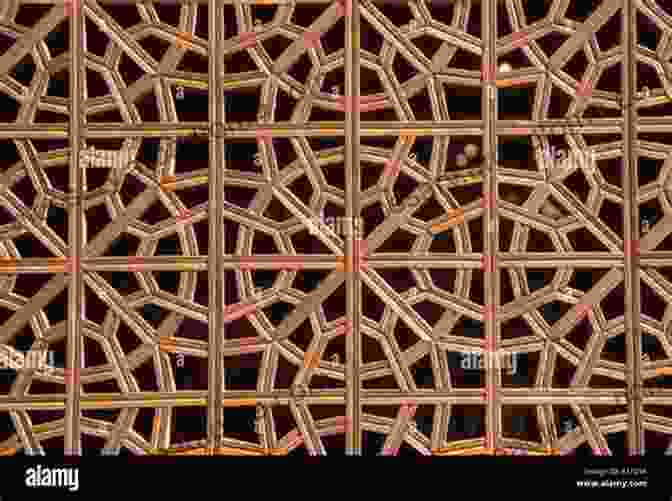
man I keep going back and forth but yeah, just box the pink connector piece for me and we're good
[510,32,529,49]
[255,129,273,148]
[577,80,592,98]
[334,416,350,427]
[357,95,387,112]
[239,32,258,49]
[223,302,258,322]
[63,0,79,17]
[63,257,80,274]
[481,255,496,273]
[335,0,352,17]
[302,31,321,49]
[335,95,353,113]
[480,192,495,209]
[175,208,193,224]
[239,257,257,270]
[333,320,351,337]
[286,430,304,449]
[235,337,260,354]
[625,239,640,257]
[237,337,258,346]
[238,345,261,355]
[400,403,418,419]
[481,63,494,82]
[355,238,368,258]
[355,239,369,272]
[335,95,387,113]
[128,256,144,273]
[483,303,496,324]
[334,416,351,433]
[575,303,593,322]
[384,159,402,177]
[63,367,80,386]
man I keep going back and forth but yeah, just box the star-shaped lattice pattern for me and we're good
[0,0,670,457]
